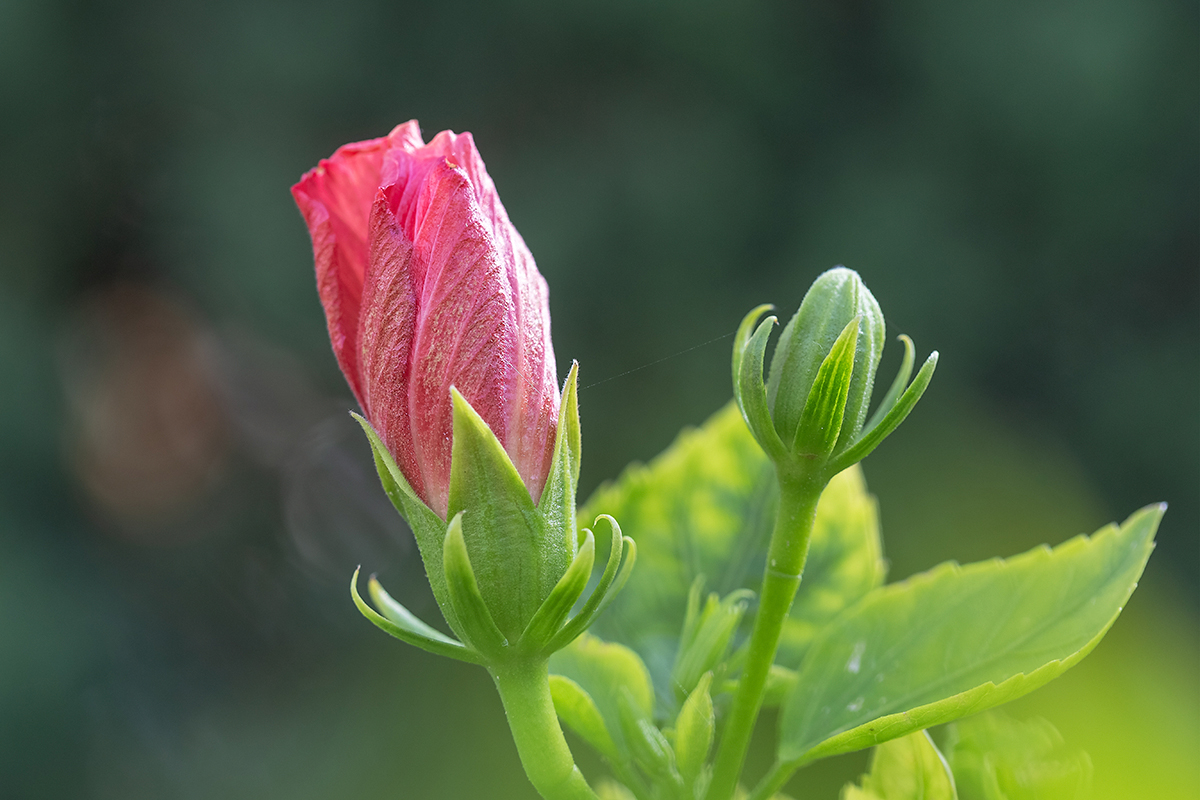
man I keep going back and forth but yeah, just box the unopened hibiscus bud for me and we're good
[292,121,558,520]
[293,122,633,665]
[733,267,937,485]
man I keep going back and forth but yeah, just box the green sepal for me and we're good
[794,316,860,459]
[549,674,621,763]
[861,335,915,437]
[767,267,884,451]
[732,304,773,385]
[545,516,637,654]
[442,512,509,659]
[519,528,596,655]
[349,567,483,665]
[448,387,566,641]
[733,306,787,461]
[831,349,937,474]
[674,672,715,793]
[540,361,582,541]
[351,412,463,638]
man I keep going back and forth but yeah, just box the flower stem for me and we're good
[705,479,822,800]
[492,658,600,800]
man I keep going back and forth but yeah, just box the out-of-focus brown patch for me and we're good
[60,283,229,539]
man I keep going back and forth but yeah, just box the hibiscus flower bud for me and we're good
[732,267,938,485]
[292,120,559,520]
[294,123,634,664]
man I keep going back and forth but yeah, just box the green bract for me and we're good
[351,362,635,667]
[734,267,937,487]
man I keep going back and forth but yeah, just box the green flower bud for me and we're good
[733,267,937,485]
[768,267,885,454]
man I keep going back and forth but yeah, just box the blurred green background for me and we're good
[1,0,1196,797]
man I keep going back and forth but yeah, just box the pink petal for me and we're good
[357,193,425,505]
[292,121,423,402]
[365,139,558,515]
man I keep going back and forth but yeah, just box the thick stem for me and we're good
[492,659,601,800]
[705,479,822,800]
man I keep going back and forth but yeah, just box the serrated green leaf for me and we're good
[945,710,1091,800]
[675,672,715,792]
[448,388,568,641]
[352,413,464,638]
[841,731,957,800]
[549,632,655,760]
[549,674,620,763]
[582,402,885,708]
[778,505,1162,765]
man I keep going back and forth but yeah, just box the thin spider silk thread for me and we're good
[578,331,734,391]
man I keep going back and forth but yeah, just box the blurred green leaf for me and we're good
[842,731,956,800]
[549,674,619,763]
[778,505,1162,765]
[549,632,654,761]
[673,672,715,793]
[945,711,1091,800]
[581,402,885,708]
[596,779,638,800]
[671,582,752,704]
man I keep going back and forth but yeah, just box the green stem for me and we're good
[747,761,797,800]
[706,479,822,800]
[492,658,601,800]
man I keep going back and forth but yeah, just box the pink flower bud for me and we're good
[292,122,560,519]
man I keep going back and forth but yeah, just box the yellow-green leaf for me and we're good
[841,730,956,800]
[778,505,1161,765]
